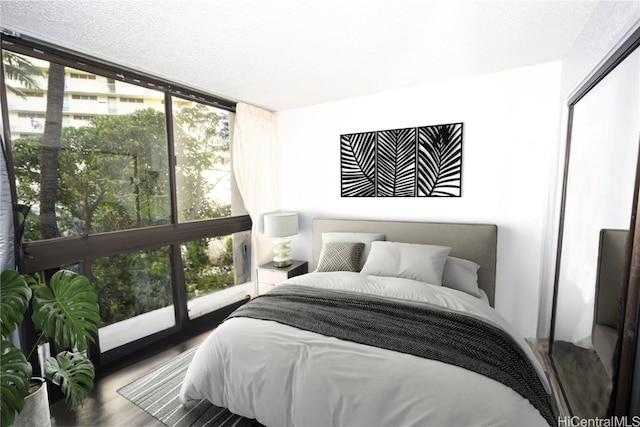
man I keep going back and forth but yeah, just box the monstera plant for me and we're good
[0,269,100,426]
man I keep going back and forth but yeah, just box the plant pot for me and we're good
[13,377,51,427]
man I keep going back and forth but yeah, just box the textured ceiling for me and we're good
[0,0,598,111]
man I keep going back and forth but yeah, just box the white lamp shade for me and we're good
[264,212,298,237]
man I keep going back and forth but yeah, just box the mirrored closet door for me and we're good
[550,30,640,418]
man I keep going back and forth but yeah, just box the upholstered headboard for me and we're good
[592,228,628,379]
[594,229,628,330]
[312,218,498,307]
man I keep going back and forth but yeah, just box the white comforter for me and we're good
[179,272,551,426]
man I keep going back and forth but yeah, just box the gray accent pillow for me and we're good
[442,257,481,297]
[322,232,385,270]
[317,242,366,272]
[360,241,451,285]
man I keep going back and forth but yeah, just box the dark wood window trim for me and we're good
[21,215,252,274]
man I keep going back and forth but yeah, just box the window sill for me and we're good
[98,282,253,352]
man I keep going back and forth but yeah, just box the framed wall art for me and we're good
[340,122,463,197]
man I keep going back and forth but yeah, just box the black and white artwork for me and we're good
[340,122,463,197]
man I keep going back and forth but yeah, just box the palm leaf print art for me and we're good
[376,128,416,196]
[340,123,462,197]
[341,132,376,197]
[417,123,462,196]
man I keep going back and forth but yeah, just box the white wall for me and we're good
[278,62,562,338]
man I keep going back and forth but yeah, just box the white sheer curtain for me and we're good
[1,110,15,271]
[232,103,280,274]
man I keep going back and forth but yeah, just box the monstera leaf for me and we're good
[0,338,32,426]
[45,351,95,412]
[1,269,100,424]
[0,270,32,338]
[31,270,99,352]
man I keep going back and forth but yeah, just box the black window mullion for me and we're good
[165,90,189,329]
[165,92,179,226]
[170,243,189,329]
[80,257,102,370]
[169,90,234,111]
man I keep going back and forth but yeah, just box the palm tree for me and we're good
[39,62,65,239]
[2,51,43,98]
[3,51,65,238]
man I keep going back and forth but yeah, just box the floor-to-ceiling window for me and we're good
[1,34,252,367]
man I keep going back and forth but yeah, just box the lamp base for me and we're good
[273,260,292,268]
[272,237,292,268]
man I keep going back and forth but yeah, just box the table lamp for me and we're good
[264,212,298,267]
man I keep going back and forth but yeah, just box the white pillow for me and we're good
[360,241,451,285]
[442,257,481,297]
[321,232,385,270]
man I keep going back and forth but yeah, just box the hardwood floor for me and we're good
[50,330,211,427]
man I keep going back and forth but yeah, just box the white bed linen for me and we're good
[179,272,551,426]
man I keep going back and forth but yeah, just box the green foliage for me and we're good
[173,103,230,222]
[92,253,136,326]
[92,247,173,328]
[0,272,34,426]
[13,109,172,240]
[10,95,237,361]
[0,269,100,424]
[2,51,43,98]
[132,248,172,319]
[13,105,232,237]
[31,271,99,352]
[12,106,236,323]
[45,351,95,411]
[0,339,32,426]
[0,270,32,337]
[183,236,235,299]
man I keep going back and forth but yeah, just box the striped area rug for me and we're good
[117,346,263,427]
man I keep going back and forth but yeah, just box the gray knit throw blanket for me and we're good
[227,285,557,425]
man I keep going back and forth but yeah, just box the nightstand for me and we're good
[256,260,308,295]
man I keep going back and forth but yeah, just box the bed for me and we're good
[179,218,556,426]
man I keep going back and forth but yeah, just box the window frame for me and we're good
[1,32,251,369]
